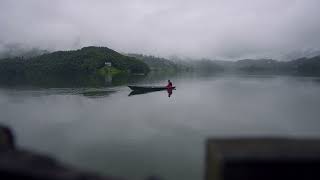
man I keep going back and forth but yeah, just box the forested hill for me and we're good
[0,46,150,84]
[127,54,178,72]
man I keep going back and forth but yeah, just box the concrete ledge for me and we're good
[206,138,320,180]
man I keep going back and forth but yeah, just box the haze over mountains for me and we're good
[1,42,320,62]
[1,0,320,60]
[0,43,49,59]
[1,44,320,76]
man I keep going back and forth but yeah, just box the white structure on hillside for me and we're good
[105,62,112,67]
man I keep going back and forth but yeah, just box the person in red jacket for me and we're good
[166,80,173,89]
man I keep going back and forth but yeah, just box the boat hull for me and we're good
[128,85,175,91]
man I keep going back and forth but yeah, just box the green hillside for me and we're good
[0,46,150,85]
[127,54,178,72]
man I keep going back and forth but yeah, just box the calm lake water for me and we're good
[1,74,320,180]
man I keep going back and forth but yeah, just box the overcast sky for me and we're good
[1,0,320,60]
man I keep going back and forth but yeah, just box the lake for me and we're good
[1,74,320,180]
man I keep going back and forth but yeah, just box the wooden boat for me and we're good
[128,85,175,91]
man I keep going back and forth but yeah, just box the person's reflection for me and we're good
[167,88,173,97]
[166,80,174,97]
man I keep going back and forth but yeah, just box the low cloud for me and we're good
[1,0,320,60]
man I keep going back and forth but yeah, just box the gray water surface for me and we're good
[1,74,320,180]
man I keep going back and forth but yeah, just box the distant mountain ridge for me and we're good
[127,53,320,75]
[1,45,320,87]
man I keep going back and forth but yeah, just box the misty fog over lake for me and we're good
[2,0,320,180]
[1,74,320,180]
